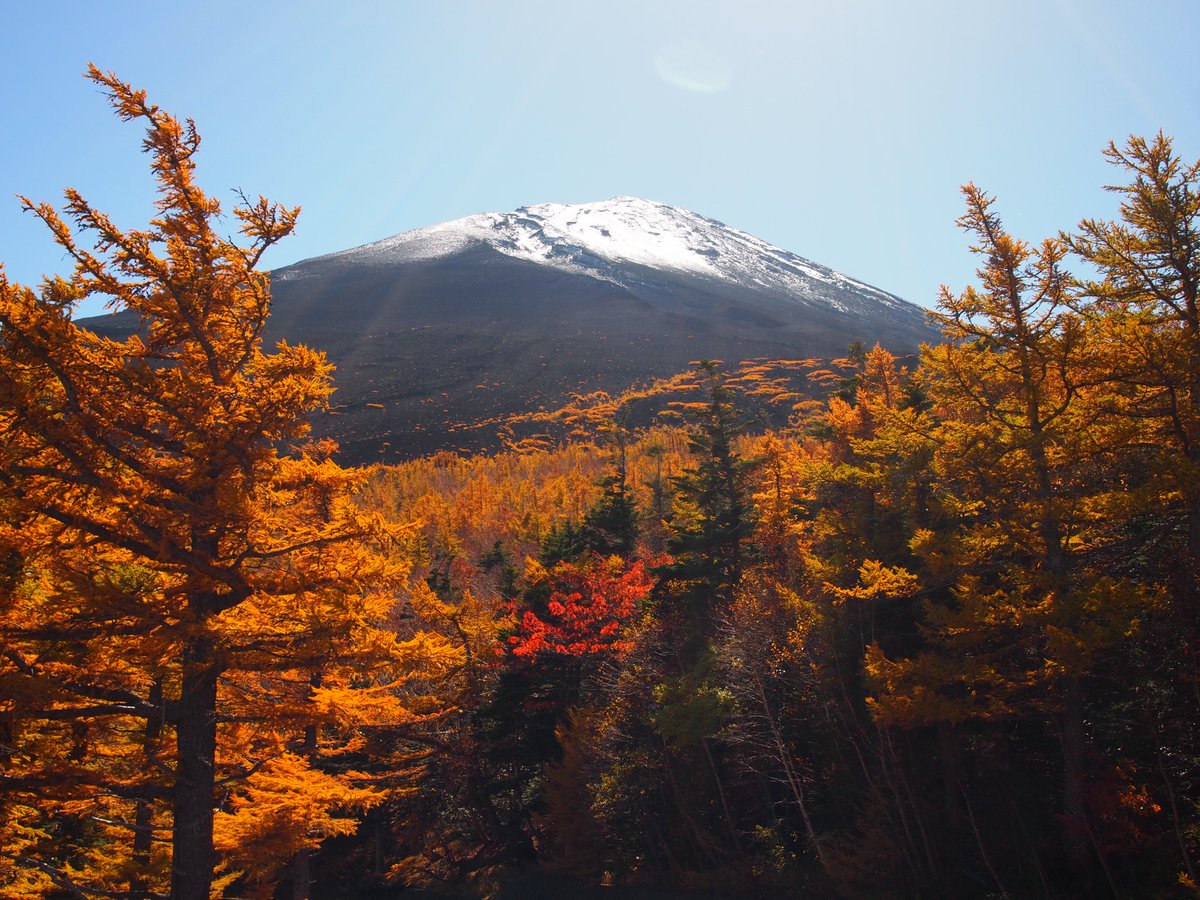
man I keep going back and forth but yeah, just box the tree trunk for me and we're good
[131,679,164,899]
[1062,675,1090,878]
[701,737,742,855]
[752,671,829,873]
[292,848,313,900]
[171,636,220,900]
[292,690,321,900]
[1156,747,1198,884]
[937,723,964,833]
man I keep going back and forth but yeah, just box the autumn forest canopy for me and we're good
[2,68,1199,900]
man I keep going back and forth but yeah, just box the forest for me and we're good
[1,68,1198,900]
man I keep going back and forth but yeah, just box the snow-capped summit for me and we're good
[285,197,912,318]
[196,197,939,461]
[86,197,934,463]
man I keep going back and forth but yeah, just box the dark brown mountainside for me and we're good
[81,198,935,463]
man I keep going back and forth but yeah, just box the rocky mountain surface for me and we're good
[83,197,936,463]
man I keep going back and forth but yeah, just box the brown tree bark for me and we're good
[171,636,219,900]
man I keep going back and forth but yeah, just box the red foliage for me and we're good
[509,555,658,658]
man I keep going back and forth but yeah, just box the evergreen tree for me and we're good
[579,473,639,558]
[659,360,758,623]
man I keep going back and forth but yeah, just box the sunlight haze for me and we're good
[3,0,1196,318]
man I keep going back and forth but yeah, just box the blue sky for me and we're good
[3,0,1197,319]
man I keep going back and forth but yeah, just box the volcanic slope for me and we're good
[83,197,936,463]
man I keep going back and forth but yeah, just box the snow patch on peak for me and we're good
[284,197,913,315]
[518,198,724,279]
[308,212,499,265]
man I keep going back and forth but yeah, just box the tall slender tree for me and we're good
[1067,132,1200,888]
[1069,133,1200,586]
[866,185,1146,885]
[660,360,757,622]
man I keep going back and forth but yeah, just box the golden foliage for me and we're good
[0,68,460,897]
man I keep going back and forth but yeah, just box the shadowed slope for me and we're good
[82,201,935,463]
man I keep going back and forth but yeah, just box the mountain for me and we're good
[83,197,936,463]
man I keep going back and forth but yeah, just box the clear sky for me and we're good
[3,0,1197,319]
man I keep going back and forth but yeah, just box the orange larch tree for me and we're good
[1066,132,1200,887]
[0,67,460,899]
[1068,134,1200,573]
[865,185,1150,883]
